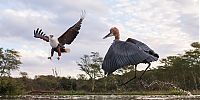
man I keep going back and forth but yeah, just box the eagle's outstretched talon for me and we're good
[57,57,60,60]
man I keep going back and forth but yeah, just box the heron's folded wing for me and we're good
[126,38,159,58]
[102,41,149,75]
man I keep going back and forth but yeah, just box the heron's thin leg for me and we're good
[139,62,151,80]
[134,65,137,78]
[119,65,137,86]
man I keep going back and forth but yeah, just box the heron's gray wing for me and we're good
[102,40,150,75]
[34,28,49,42]
[126,38,159,58]
[58,11,85,45]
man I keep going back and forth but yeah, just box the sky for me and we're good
[0,0,199,78]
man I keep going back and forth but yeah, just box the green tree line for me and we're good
[0,42,199,95]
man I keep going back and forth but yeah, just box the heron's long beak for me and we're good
[103,32,113,39]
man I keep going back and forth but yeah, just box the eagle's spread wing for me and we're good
[126,38,159,58]
[58,10,85,45]
[34,28,49,42]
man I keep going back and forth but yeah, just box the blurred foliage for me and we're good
[0,48,21,77]
[0,42,199,95]
[77,52,103,91]
[0,48,22,95]
[0,77,24,95]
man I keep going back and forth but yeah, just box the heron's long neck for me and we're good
[114,33,120,40]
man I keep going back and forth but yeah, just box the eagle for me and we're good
[33,11,85,60]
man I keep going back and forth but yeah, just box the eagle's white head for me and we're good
[49,35,54,38]
[49,35,59,48]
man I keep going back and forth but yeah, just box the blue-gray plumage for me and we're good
[102,27,159,85]
[103,39,158,75]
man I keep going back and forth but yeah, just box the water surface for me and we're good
[1,95,200,100]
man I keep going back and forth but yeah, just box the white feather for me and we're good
[49,37,59,48]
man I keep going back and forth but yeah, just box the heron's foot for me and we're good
[118,82,124,86]
[118,82,128,88]
[133,76,137,79]
[138,77,143,81]
[119,76,137,86]
[48,57,52,60]
[139,79,148,88]
[57,57,60,60]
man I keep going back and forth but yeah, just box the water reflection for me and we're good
[1,95,200,100]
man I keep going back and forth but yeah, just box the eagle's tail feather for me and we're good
[63,48,70,53]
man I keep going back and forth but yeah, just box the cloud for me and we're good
[174,0,199,40]
[105,0,198,55]
[0,0,111,78]
[0,0,198,78]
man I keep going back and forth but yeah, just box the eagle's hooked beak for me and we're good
[103,32,114,39]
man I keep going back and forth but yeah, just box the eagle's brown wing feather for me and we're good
[58,11,85,45]
[34,28,49,42]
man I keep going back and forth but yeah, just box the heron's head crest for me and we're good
[103,27,120,39]
[110,27,119,35]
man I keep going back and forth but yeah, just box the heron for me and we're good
[33,10,86,60]
[102,27,159,85]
